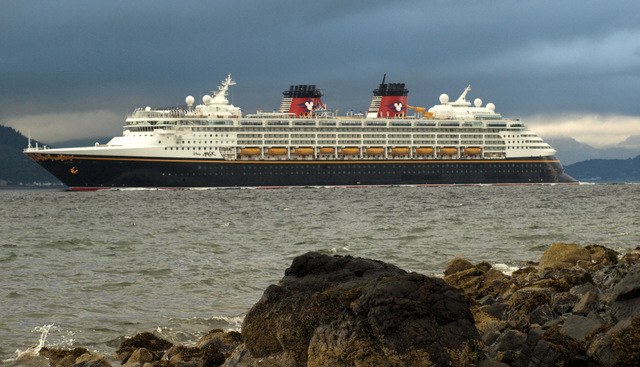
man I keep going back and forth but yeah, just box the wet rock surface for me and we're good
[14,243,640,367]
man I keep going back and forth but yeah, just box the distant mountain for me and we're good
[617,135,640,150]
[547,136,640,165]
[0,125,63,186]
[565,155,640,182]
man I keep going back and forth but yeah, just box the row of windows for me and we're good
[127,126,156,132]
[180,141,226,144]
[166,147,220,150]
[177,137,507,146]
[186,134,230,138]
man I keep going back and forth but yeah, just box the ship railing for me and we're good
[24,145,48,152]
[474,115,503,120]
[333,116,366,120]
[24,142,57,152]
[128,108,238,120]
[245,112,296,118]
[129,109,190,118]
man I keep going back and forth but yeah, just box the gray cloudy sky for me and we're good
[2,0,639,146]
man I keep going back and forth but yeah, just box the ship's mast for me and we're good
[451,85,472,106]
[211,74,236,104]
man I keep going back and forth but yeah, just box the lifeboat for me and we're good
[319,147,335,154]
[240,148,261,156]
[415,147,434,155]
[340,147,360,156]
[294,148,314,156]
[365,147,385,155]
[267,148,287,156]
[463,147,482,156]
[439,147,458,156]
[391,147,410,156]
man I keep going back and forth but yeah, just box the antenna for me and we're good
[456,85,472,103]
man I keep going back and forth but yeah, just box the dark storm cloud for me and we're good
[2,0,640,143]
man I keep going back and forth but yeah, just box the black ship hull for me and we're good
[27,153,578,190]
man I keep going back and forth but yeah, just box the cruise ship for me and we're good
[24,74,577,190]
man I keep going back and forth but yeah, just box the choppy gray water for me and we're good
[1,184,639,362]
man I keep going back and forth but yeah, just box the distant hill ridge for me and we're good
[1,124,639,186]
[548,136,640,165]
[0,125,62,185]
[0,124,32,150]
[565,155,640,182]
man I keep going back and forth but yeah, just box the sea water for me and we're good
[1,184,639,363]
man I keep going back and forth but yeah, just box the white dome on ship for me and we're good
[486,103,495,111]
[439,94,449,104]
[202,95,212,105]
[145,106,151,111]
[186,95,195,106]
[474,98,482,107]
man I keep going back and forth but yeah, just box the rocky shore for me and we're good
[7,243,640,367]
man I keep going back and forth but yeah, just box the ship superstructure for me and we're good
[24,74,576,189]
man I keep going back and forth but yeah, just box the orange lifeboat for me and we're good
[439,147,458,156]
[391,147,410,156]
[365,147,385,155]
[340,147,360,156]
[267,148,287,156]
[463,147,482,156]
[319,147,335,154]
[294,148,314,156]
[240,148,261,156]
[415,147,434,156]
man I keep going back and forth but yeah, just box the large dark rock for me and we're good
[122,348,154,367]
[538,242,592,270]
[606,264,640,321]
[165,344,226,367]
[610,264,640,301]
[115,330,232,367]
[611,297,640,322]
[38,347,91,367]
[572,291,600,315]
[585,244,619,266]
[115,331,174,363]
[240,252,478,366]
[605,316,640,366]
[73,354,112,367]
[443,256,474,276]
[196,329,243,358]
[490,329,529,364]
[560,315,603,341]
[443,259,511,301]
